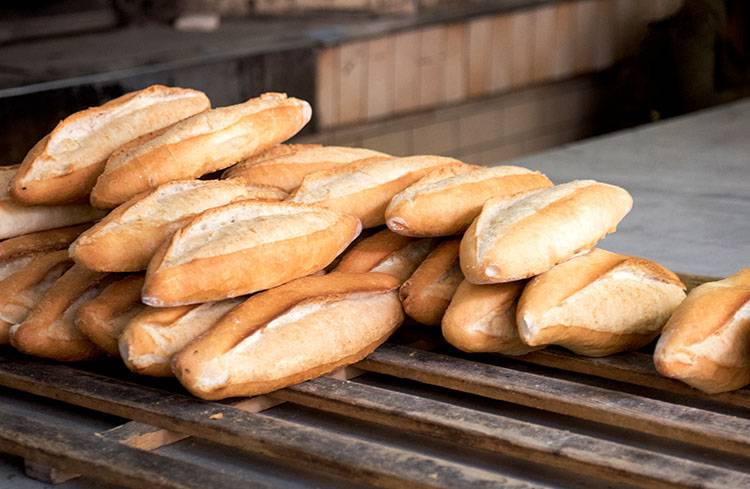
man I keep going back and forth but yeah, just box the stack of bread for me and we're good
[1,85,747,400]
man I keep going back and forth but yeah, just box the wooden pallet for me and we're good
[0,273,748,488]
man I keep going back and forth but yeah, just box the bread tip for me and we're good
[386,217,408,233]
[301,100,312,124]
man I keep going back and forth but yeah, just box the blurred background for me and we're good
[1,0,748,164]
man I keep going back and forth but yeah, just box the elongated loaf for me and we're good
[223,144,389,192]
[517,249,686,357]
[400,240,463,326]
[654,269,750,394]
[442,280,533,354]
[386,165,553,237]
[91,93,311,208]
[76,275,146,356]
[290,155,463,228]
[11,86,209,204]
[333,228,436,283]
[10,265,110,361]
[143,201,361,306]
[71,179,287,271]
[460,180,633,283]
[173,272,403,399]
[1,166,105,239]
[0,224,86,282]
[0,251,72,344]
[120,298,241,377]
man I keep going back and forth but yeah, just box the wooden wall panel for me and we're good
[467,16,493,97]
[592,0,617,70]
[366,36,395,120]
[338,40,368,124]
[418,26,446,107]
[394,30,421,113]
[443,23,467,103]
[509,10,535,88]
[532,5,557,82]
[554,2,576,79]
[573,0,598,73]
[489,15,512,93]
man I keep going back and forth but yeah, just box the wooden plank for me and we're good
[573,0,598,73]
[592,0,617,70]
[531,5,557,82]
[467,16,493,97]
[489,15,512,93]
[418,26,446,108]
[365,36,395,120]
[509,10,535,88]
[315,46,340,128]
[338,40,368,125]
[358,345,750,459]
[554,2,576,79]
[276,376,750,489]
[443,23,467,103]
[393,30,421,113]
[24,460,78,485]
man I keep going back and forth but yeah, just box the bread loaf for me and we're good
[91,93,311,208]
[290,155,463,228]
[654,269,750,394]
[223,144,389,192]
[460,180,633,283]
[10,86,210,204]
[386,165,553,237]
[71,179,287,271]
[0,224,85,282]
[172,272,403,399]
[143,201,361,306]
[517,249,686,357]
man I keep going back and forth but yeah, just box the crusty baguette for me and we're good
[460,180,633,283]
[517,249,686,357]
[172,272,403,399]
[0,251,72,344]
[71,180,287,272]
[386,165,553,237]
[333,228,436,283]
[290,155,463,228]
[654,269,750,394]
[0,166,105,239]
[399,239,463,326]
[0,224,83,282]
[143,201,361,306]
[223,144,389,192]
[91,92,311,208]
[119,298,241,377]
[10,86,210,204]
[76,275,146,356]
[10,265,110,361]
[442,280,533,354]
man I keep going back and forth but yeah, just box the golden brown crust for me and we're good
[0,224,89,261]
[334,229,415,274]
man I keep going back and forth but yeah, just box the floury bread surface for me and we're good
[172,272,403,400]
[10,85,210,204]
[71,179,287,271]
[460,180,633,283]
[517,249,686,357]
[654,269,750,393]
[91,92,311,207]
[143,201,361,306]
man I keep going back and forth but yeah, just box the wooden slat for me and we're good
[467,16,493,97]
[531,5,557,82]
[509,9,535,88]
[443,22,467,103]
[554,2,576,79]
[418,26,446,108]
[365,35,395,120]
[359,345,750,458]
[592,0,617,70]
[315,46,340,128]
[573,0,597,73]
[394,30,421,113]
[275,376,750,489]
[338,40,368,125]
[489,15,512,93]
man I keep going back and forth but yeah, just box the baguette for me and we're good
[10,85,210,204]
[654,269,750,394]
[399,239,463,326]
[71,179,287,271]
[10,265,110,361]
[119,298,241,377]
[442,280,533,354]
[517,249,686,357]
[460,180,633,283]
[0,224,84,282]
[76,275,146,356]
[1,166,105,239]
[172,272,403,399]
[0,251,72,344]
[223,144,389,192]
[91,93,311,208]
[333,228,436,283]
[143,201,361,306]
[290,155,463,228]
[386,165,553,237]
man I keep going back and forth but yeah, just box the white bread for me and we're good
[517,249,686,357]
[0,224,85,282]
[10,86,210,204]
[223,144,389,192]
[290,155,464,228]
[654,269,750,394]
[71,179,287,271]
[399,239,463,326]
[172,272,403,400]
[10,265,110,361]
[0,166,105,239]
[91,93,311,208]
[143,201,361,306]
[386,165,553,237]
[460,180,633,283]
[76,275,146,356]
[442,280,533,354]
[119,298,241,377]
